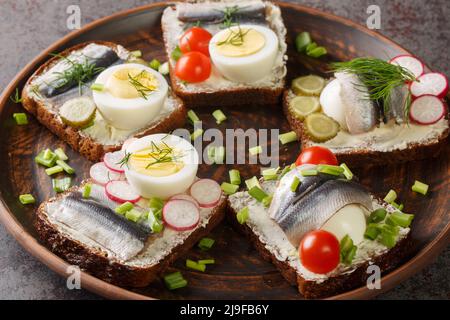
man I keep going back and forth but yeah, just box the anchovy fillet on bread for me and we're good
[21,41,187,162]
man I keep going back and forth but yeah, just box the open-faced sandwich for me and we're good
[22,41,186,161]
[36,134,225,286]
[227,146,414,298]
[284,56,449,166]
[161,0,287,107]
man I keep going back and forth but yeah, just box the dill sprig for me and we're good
[128,70,156,100]
[221,5,240,28]
[217,25,251,47]
[10,88,22,104]
[330,57,416,116]
[49,53,104,96]
[145,142,184,169]
[117,151,132,169]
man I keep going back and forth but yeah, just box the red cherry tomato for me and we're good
[174,52,211,83]
[179,27,212,57]
[295,146,338,166]
[299,230,340,274]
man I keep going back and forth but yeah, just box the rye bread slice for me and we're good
[161,1,287,108]
[21,41,187,162]
[35,180,226,287]
[283,90,450,167]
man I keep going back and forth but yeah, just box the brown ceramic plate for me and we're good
[0,2,448,300]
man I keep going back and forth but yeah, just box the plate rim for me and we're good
[0,1,448,300]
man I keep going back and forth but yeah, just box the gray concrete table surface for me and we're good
[0,0,448,300]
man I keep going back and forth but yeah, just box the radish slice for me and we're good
[105,180,141,203]
[170,194,200,208]
[122,138,138,152]
[389,55,424,78]
[104,150,126,173]
[190,179,222,208]
[89,162,124,186]
[409,95,446,125]
[410,72,449,99]
[163,200,200,231]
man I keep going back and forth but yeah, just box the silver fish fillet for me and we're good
[270,168,373,246]
[384,84,409,123]
[335,72,379,134]
[55,193,151,261]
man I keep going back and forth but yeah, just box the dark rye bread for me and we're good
[283,91,450,167]
[226,201,412,299]
[21,41,187,162]
[35,181,226,287]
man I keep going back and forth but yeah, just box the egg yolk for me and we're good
[106,68,159,99]
[215,28,265,57]
[129,145,184,177]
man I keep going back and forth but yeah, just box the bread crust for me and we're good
[35,184,226,287]
[21,41,187,162]
[226,200,412,299]
[283,91,450,167]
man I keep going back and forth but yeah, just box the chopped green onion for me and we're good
[340,163,353,180]
[130,50,142,58]
[248,186,268,202]
[249,145,262,155]
[187,110,200,124]
[305,42,318,53]
[207,145,215,163]
[19,194,35,205]
[391,201,401,210]
[307,46,327,58]
[212,109,227,124]
[364,224,380,240]
[383,189,397,203]
[151,217,164,233]
[45,165,63,176]
[279,131,298,145]
[368,208,387,223]
[279,165,292,179]
[125,209,142,222]
[236,206,249,224]
[379,230,398,249]
[229,169,241,185]
[191,128,203,141]
[290,176,300,192]
[43,149,54,160]
[13,113,28,125]
[90,83,104,91]
[115,202,134,215]
[387,212,414,228]
[245,176,261,190]
[198,259,215,265]
[56,160,75,175]
[52,177,71,193]
[35,150,58,168]
[342,245,357,265]
[171,46,182,61]
[149,58,161,71]
[186,259,206,272]
[300,169,318,176]
[317,164,344,176]
[340,235,357,265]
[398,203,404,211]
[262,167,279,181]
[214,146,225,164]
[221,182,239,195]
[198,237,215,251]
[295,32,312,53]
[411,180,429,196]
[164,272,188,290]
[149,197,164,211]
[262,195,273,207]
[54,148,68,161]
[379,223,399,236]
[82,183,92,199]
[158,62,169,75]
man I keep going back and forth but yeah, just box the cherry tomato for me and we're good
[179,27,212,57]
[299,230,340,274]
[295,146,338,166]
[174,52,211,83]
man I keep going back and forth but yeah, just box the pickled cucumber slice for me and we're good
[60,97,96,128]
[304,113,339,142]
[291,75,325,96]
[289,96,321,121]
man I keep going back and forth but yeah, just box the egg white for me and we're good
[319,79,348,130]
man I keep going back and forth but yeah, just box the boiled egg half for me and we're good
[319,78,348,130]
[209,24,278,83]
[92,63,168,130]
[124,134,198,199]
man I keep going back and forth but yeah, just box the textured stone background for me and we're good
[0,0,448,300]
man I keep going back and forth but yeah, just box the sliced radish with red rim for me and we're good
[409,95,446,125]
[90,162,124,186]
[104,150,126,173]
[105,180,141,203]
[410,72,449,99]
[163,200,200,231]
[170,194,200,208]
[190,179,222,208]
[389,55,424,78]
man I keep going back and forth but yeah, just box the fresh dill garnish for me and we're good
[145,142,184,169]
[49,53,104,96]
[29,84,43,98]
[330,57,416,116]
[10,88,23,104]
[217,25,251,47]
[128,70,156,100]
[221,5,240,28]
[117,151,132,169]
